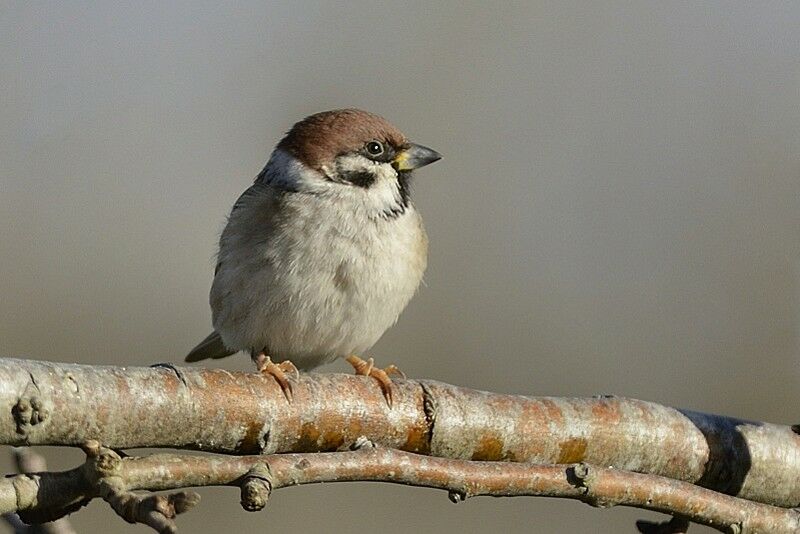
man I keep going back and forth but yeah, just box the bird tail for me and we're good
[185,331,236,362]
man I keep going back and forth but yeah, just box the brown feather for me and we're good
[277,109,407,171]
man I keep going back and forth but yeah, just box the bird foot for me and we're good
[345,355,405,407]
[254,353,298,402]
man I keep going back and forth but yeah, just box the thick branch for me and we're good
[3,445,799,533]
[1,358,799,509]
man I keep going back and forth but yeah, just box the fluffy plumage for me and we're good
[186,109,440,371]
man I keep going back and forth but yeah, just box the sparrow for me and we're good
[186,109,441,405]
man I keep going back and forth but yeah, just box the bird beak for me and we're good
[393,143,442,171]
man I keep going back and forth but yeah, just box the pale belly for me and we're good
[212,207,427,370]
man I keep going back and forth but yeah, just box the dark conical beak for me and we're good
[393,143,442,171]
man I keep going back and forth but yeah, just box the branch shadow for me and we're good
[678,409,753,497]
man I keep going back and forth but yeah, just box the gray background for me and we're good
[2,2,799,532]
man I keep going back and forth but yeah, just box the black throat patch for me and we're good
[396,171,412,208]
[381,171,413,219]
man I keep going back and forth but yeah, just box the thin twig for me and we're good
[1,443,798,533]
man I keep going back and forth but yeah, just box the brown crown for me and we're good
[277,109,407,170]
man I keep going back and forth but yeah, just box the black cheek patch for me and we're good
[340,169,377,188]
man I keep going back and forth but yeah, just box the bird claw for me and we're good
[346,355,404,408]
[254,353,297,402]
[383,364,406,379]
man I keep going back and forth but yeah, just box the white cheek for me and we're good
[329,153,369,177]
[369,167,404,207]
[326,155,404,216]
[261,150,406,219]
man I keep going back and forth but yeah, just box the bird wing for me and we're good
[211,181,286,288]
[187,182,287,363]
[215,182,276,275]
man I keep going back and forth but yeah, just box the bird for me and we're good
[186,109,441,406]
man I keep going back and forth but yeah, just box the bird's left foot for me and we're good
[345,355,405,407]
[254,353,299,402]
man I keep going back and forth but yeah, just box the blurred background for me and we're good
[2,1,799,532]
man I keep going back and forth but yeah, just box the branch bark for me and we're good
[3,442,799,533]
[2,448,77,534]
[1,358,799,532]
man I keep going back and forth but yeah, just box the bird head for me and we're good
[259,109,441,218]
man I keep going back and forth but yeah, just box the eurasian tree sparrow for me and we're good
[186,109,441,405]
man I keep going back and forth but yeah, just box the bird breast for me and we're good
[211,188,428,370]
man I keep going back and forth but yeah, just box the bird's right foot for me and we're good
[254,353,298,402]
[346,355,405,408]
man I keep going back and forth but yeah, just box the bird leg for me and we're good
[345,355,405,407]
[254,352,298,402]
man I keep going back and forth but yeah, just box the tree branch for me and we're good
[1,357,799,532]
[3,442,798,533]
[2,448,77,534]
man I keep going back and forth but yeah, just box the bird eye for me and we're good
[366,141,384,156]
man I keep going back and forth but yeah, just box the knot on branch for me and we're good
[81,440,122,480]
[567,463,619,508]
[12,388,49,435]
[240,463,272,512]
